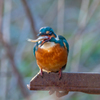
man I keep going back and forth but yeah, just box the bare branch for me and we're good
[0,0,29,97]
[70,0,100,72]
[22,0,38,38]
[57,0,64,35]
[0,33,30,98]
[0,0,3,30]
[87,0,100,23]
[78,0,90,28]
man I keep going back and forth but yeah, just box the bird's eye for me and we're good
[46,31,49,34]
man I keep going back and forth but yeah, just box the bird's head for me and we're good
[28,27,57,45]
[38,26,56,37]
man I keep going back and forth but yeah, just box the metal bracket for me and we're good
[27,72,100,97]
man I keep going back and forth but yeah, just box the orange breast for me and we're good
[35,44,68,72]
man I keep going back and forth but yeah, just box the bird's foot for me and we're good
[58,68,62,80]
[40,69,43,78]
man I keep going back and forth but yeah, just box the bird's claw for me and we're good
[40,69,43,78]
[58,68,62,80]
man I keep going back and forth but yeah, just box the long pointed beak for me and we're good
[27,36,48,43]
[37,32,45,36]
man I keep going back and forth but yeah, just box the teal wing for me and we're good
[58,35,69,53]
[33,41,42,56]
[33,42,38,56]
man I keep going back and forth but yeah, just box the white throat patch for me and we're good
[40,42,56,51]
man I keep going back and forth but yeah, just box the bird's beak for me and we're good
[37,32,45,36]
[27,36,49,43]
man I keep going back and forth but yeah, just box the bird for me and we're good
[28,26,69,79]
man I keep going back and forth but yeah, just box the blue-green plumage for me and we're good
[38,26,57,37]
[58,35,69,53]
[49,35,69,53]
[33,41,42,56]
[33,27,69,56]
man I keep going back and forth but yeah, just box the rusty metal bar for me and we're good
[27,72,100,96]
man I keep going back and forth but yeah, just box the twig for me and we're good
[21,0,38,38]
[87,0,100,23]
[39,0,57,26]
[57,0,64,35]
[0,1,7,100]
[0,33,30,98]
[0,0,3,30]
[0,0,29,97]
[70,0,100,72]
[78,0,90,28]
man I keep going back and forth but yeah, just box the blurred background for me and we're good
[0,0,100,100]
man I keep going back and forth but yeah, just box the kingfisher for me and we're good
[28,26,69,79]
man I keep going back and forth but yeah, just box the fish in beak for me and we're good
[27,36,51,43]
